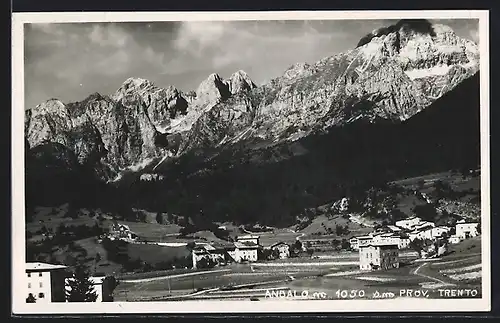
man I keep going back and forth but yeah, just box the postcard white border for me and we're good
[12,10,491,314]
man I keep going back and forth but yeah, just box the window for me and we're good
[39,282,43,288]
[28,283,31,288]
[38,293,45,298]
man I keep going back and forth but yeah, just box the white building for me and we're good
[25,262,68,303]
[386,225,402,233]
[351,233,410,250]
[350,235,373,251]
[395,216,422,230]
[372,233,400,245]
[192,245,231,269]
[398,237,411,249]
[236,235,260,246]
[409,225,451,241]
[359,242,399,271]
[373,233,411,250]
[430,226,452,238]
[269,242,290,259]
[349,237,359,250]
[448,235,461,244]
[233,242,259,262]
[455,220,479,239]
[108,223,136,241]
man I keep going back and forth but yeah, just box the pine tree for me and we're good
[156,212,163,224]
[65,264,98,302]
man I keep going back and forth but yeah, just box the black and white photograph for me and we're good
[11,10,490,314]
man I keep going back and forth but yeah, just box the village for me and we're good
[24,207,480,304]
[23,168,483,303]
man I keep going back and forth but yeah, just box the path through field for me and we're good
[120,269,231,283]
[413,263,455,287]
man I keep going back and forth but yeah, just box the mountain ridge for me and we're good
[24,19,481,219]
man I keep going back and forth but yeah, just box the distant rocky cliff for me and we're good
[25,19,479,183]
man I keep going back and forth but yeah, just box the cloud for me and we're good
[24,18,481,110]
[173,21,226,55]
[24,22,172,107]
[88,24,131,48]
[162,20,353,79]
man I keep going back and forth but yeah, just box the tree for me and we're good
[102,276,120,302]
[186,242,196,251]
[65,264,99,302]
[409,238,425,255]
[156,212,163,225]
[197,256,215,269]
[341,238,350,250]
[167,213,174,224]
[94,252,102,274]
[26,293,36,303]
[291,240,302,256]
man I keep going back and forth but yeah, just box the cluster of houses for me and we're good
[191,235,292,269]
[351,216,480,271]
[24,262,114,304]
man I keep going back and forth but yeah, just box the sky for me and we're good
[24,18,479,109]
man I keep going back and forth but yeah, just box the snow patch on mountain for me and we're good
[405,65,453,79]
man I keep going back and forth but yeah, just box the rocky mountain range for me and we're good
[25,19,481,225]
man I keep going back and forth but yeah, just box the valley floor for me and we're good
[113,236,482,302]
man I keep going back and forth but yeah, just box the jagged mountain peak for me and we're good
[85,92,106,101]
[25,19,481,187]
[31,98,66,111]
[195,72,231,101]
[115,77,182,98]
[351,20,478,80]
[121,77,155,89]
[226,70,257,95]
[357,19,438,48]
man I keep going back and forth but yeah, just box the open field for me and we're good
[74,237,123,274]
[254,231,303,247]
[118,221,181,241]
[27,204,100,233]
[297,214,372,239]
[112,235,482,302]
[127,243,190,265]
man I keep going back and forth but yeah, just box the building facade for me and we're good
[359,243,399,271]
[448,235,461,244]
[409,225,451,241]
[233,242,259,262]
[351,233,410,251]
[269,242,290,259]
[236,235,260,246]
[349,237,359,250]
[25,262,68,303]
[192,246,233,269]
[456,220,479,239]
[395,217,422,230]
